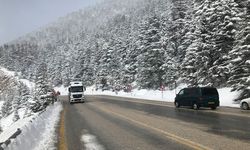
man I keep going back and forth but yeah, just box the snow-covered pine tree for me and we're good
[182,0,236,86]
[1,91,14,117]
[228,0,250,91]
[74,34,96,86]
[207,0,241,87]
[13,110,20,122]
[181,37,202,86]
[192,0,218,86]
[0,124,2,133]
[161,0,194,87]
[136,15,165,89]
[111,14,139,86]
[19,82,32,109]
[12,86,21,122]
[167,0,193,63]
[32,62,50,112]
[96,41,116,88]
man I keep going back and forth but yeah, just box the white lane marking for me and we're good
[81,134,105,150]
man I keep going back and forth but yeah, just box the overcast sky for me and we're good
[0,0,99,45]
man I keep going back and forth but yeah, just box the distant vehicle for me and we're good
[40,89,55,99]
[240,98,250,110]
[68,81,85,104]
[174,87,220,110]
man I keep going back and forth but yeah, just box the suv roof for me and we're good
[183,87,216,89]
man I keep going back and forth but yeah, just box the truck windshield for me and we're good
[70,86,83,92]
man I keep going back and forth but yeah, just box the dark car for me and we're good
[174,87,219,110]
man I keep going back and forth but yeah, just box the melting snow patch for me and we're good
[81,134,104,150]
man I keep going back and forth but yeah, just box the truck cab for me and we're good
[68,81,85,104]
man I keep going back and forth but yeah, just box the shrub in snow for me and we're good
[12,110,20,122]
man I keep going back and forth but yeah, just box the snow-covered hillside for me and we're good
[0,0,249,102]
[0,67,62,149]
[0,67,34,128]
[0,0,250,99]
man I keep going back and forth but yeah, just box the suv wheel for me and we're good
[175,102,180,108]
[211,106,217,110]
[193,103,199,110]
[242,102,249,110]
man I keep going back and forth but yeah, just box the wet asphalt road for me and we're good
[59,95,250,150]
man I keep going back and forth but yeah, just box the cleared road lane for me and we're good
[58,95,250,150]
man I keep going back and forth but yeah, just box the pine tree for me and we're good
[12,86,21,122]
[33,62,50,112]
[96,42,115,87]
[136,16,165,89]
[228,0,250,91]
[206,0,241,87]
[19,82,32,109]
[74,38,96,86]
[1,92,14,117]
[181,0,240,86]
[0,124,2,133]
[13,109,20,122]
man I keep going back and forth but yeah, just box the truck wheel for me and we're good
[193,103,199,110]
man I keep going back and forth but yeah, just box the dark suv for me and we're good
[174,87,219,110]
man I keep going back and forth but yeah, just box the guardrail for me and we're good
[0,108,46,150]
[0,128,22,150]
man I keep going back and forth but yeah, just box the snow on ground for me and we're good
[85,86,241,108]
[217,88,240,107]
[0,108,28,131]
[19,79,35,90]
[0,67,62,149]
[2,102,62,150]
[81,134,105,150]
[0,67,15,77]
[54,85,68,95]
[0,66,35,90]
[0,115,33,144]
[0,67,36,131]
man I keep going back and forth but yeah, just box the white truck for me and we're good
[68,81,85,103]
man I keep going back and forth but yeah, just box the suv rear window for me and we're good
[185,88,199,96]
[201,88,218,96]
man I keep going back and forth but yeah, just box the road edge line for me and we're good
[58,107,68,150]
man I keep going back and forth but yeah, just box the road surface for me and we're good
[57,95,250,150]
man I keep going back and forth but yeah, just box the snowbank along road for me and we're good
[58,95,250,150]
